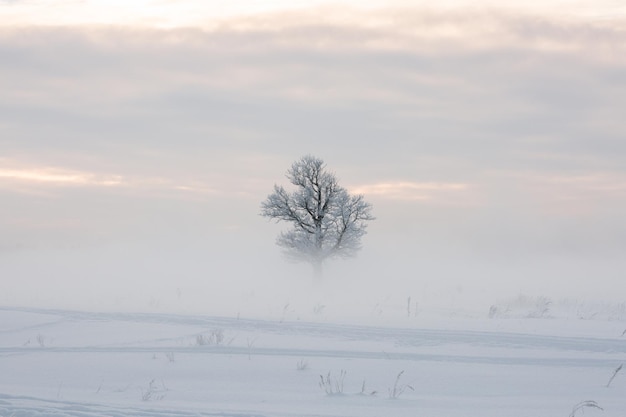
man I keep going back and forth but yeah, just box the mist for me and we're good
[2,3,626,322]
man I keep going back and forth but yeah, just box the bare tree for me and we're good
[261,155,374,277]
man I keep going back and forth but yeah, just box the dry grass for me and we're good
[569,400,603,417]
[606,364,623,388]
[388,370,414,399]
[319,370,346,395]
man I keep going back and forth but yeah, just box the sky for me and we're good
[1,0,625,318]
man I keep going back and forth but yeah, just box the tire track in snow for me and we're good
[1,306,624,369]
[0,344,621,368]
[2,306,624,355]
[0,393,267,417]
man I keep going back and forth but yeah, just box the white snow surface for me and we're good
[1,306,625,417]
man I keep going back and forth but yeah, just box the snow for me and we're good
[1,306,624,417]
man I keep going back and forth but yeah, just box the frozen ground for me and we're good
[1,306,625,417]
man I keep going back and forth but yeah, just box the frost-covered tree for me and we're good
[261,155,374,277]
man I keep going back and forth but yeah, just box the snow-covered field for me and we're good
[1,306,625,417]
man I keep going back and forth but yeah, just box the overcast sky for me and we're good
[1,0,625,317]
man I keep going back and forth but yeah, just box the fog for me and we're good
[1,1,626,321]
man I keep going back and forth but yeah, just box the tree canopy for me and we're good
[261,155,374,276]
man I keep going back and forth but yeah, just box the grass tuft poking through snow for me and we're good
[360,379,377,396]
[605,364,623,388]
[141,379,167,402]
[319,370,346,395]
[388,371,414,399]
[296,359,309,371]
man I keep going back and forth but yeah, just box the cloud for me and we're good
[350,181,473,203]
[1,22,620,157]
[0,160,222,201]
[0,167,123,187]
[1,10,624,205]
[2,1,626,30]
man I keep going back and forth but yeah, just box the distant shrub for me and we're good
[195,329,225,346]
[488,295,552,319]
